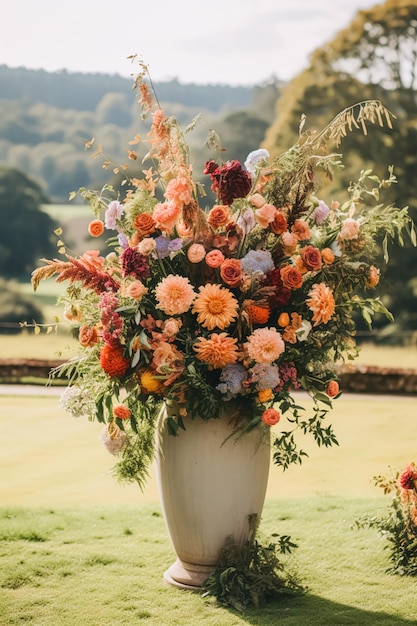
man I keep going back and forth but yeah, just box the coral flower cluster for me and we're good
[32,62,414,486]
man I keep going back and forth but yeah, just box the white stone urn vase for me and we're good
[154,404,271,589]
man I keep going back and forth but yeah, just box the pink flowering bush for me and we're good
[32,61,415,486]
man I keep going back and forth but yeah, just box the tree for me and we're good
[0,278,44,334]
[263,0,417,335]
[0,166,57,278]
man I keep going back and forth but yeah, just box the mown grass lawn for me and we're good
[1,391,417,623]
[0,499,416,625]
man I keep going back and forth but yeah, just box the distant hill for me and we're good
[0,65,254,113]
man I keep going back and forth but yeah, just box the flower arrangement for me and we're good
[32,61,415,487]
[355,463,417,575]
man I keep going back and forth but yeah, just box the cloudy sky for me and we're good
[2,0,378,85]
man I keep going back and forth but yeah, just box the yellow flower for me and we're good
[139,368,162,394]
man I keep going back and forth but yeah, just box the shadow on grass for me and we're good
[237,593,416,625]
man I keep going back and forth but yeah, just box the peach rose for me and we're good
[255,203,276,228]
[281,232,298,255]
[220,258,243,288]
[248,193,266,209]
[321,248,335,265]
[133,212,156,236]
[207,205,231,229]
[187,243,206,263]
[126,280,148,301]
[291,219,311,241]
[280,265,303,290]
[339,218,360,240]
[301,245,322,271]
[205,249,225,268]
[138,237,157,255]
[78,325,99,347]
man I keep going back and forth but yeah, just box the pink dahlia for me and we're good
[245,327,285,364]
[155,274,195,316]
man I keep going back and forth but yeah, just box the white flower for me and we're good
[244,149,270,176]
[296,320,312,342]
[59,386,95,418]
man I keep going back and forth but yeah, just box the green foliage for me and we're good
[202,514,303,611]
[354,465,417,576]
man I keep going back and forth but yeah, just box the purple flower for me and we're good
[248,363,280,391]
[216,363,247,400]
[311,200,330,225]
[118,233,129,250]
[241,250,274,274]
[105,201,124,230]
[237,208,256,235]
[154,236,183,259]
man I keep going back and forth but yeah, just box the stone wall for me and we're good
[1,358,417,395]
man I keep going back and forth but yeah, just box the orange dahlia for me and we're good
[192,283,239,330]
[306,283,335,326]
[112,404,131,420]
[100,343,130,377]
[247,303,270,325]
[193,333,239,369]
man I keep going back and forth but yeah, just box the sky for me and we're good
[1,0,379,86]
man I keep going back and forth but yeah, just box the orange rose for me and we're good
[270,212,288,235]
[133,212,156,236]
[326,380,340,398]
[220,258,243,288]
[321,248,335,265]
[301,245,322,271]
[280,265,303,290]
[207,205,231,229]
[262,408,281,426]
[78,325,99,347]
[88,220,104,237]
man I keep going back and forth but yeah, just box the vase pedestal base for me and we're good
[163,558,214,590]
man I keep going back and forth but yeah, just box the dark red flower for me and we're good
[121,247,150,280]
[265,268,291,308]
[204,159,252,205]
[399,465,417,490]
